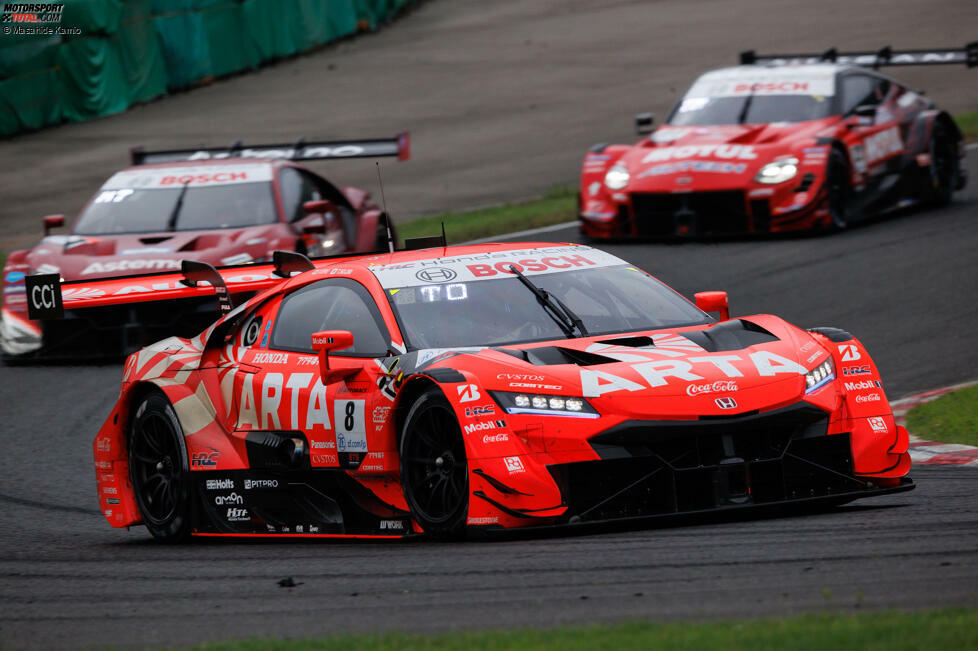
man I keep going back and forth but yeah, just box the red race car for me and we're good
[1,133,409,359]
[579,44,975,239]
[27,241,912,540]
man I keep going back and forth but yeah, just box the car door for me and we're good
[840,73,905,176]
[277,167,348,256]
[230,277,393,470]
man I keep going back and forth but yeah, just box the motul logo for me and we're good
[714,397,738,409]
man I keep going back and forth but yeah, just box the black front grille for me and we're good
[632,191,748,236]
[549,404,860,522]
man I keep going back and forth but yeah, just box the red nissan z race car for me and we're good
[27,242,912,540]
[579,43,974,238]
[1,133,408,359]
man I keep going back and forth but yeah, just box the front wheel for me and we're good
[825,148,851,230]
[399,387,468,539]
[927,123,955,207]
[129,391,192,542]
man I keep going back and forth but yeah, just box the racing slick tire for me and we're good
[826,148,851,231]
[399,386,469,540]
[128,391,193,543]
[927,123,955,208]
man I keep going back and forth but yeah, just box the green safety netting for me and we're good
[0,0,413,136]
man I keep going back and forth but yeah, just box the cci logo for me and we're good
[415,267,457,283]
[714,397,738,410]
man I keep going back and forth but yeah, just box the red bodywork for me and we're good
[65,242,912,539]
[2,152,402,358]
[579,63,966,238]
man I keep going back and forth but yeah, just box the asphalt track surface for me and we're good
[2,1,978,648]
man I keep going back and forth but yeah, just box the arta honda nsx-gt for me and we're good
[1,133,408,359]
[580,43,974,238]
[27,242,912,540]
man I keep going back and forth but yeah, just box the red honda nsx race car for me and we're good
[28,241,912,540]
[1,133,408,359]
[579,44,975,238]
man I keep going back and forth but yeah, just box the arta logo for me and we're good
[714,397,738,410]
[415,267,457,283]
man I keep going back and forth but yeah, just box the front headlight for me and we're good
[754,157,799,184]
[490,391,600,418]
[604,164,630,190]
[804,358,835,394]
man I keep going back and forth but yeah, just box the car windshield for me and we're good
[668,94,833,125]
[668,68,836,125]
[73,183,277,235]
[387,265,711,350]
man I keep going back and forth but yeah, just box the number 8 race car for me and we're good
[579,43,974,238]
[30,241,912,540]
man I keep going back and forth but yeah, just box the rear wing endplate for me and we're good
[740,42,978,69]
[130,132,411,165]
[25,251,320,321]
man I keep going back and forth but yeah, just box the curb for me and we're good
[891,380,978,467]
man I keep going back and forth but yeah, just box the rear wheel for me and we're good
[927,123,955,207]
[399,387,468,539]
[825,148,851,230]
[129,391,192,542]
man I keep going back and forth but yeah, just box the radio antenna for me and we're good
[375,162,395,253]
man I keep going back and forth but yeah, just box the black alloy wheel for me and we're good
[928,123,955,207]
[826,148,851,230]
[129,391,192,542]
[399,387,469,539]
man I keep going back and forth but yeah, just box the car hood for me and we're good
[616,120,833,190]
[420,315,831,420]
[22,225,287,280]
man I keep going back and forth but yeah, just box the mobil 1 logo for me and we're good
[25,273,63,320]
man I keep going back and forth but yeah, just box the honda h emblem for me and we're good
[715,397,737,409]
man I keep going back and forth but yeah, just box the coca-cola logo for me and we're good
[686,380,739,396]
[483,433,509,444]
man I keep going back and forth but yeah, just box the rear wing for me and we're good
[740,42,978,69]
[130,132,410,165]
[26,251,322,321]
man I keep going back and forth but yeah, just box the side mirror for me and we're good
[303,199,335,215]
[695,291,730,321]
[43,214,65,236]
[635,112,655,135]
[310,330,358,385]
[853,105,876,126]
[301,215,326,235]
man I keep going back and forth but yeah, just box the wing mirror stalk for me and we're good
[311,330,359,385]
[43,214,65,236]
[695,291,730,321]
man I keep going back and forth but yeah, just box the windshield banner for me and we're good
[687,67,835,97]
[101,165,273,189]
[368,245,626,289]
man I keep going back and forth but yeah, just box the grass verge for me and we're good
[956,110,978,142]
[397,186,577,245]
[190,608,978,650]
[906,384,978,447]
